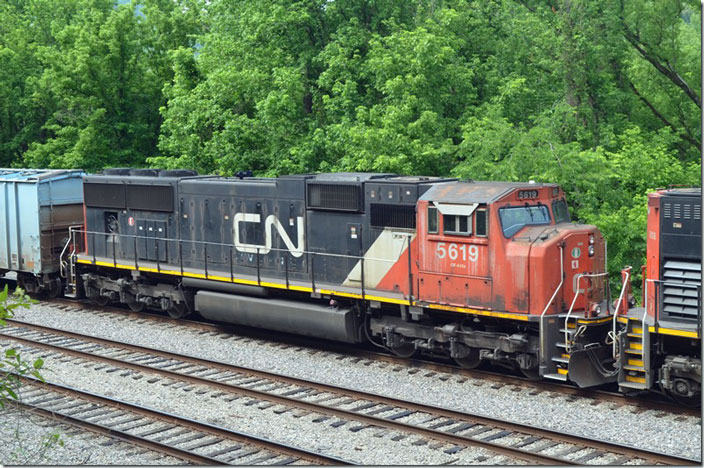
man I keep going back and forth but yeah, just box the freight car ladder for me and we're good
[618,317,651,391]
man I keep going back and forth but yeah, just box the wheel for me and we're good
[127,300,145,313]
[44,280,62,298]
[519,366,541,380]
[454,348,481,369]
[93,295,110,306]
[167,302,188,319]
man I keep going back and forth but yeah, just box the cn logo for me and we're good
[233,213,305,258]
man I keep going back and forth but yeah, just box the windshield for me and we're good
[499,205,551,238]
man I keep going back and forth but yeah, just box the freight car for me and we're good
[0,169,85,296]
[614,187,702,403]
[65,169,625,385]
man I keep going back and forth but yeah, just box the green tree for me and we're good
[0,286,43,407]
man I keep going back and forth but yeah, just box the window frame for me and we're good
[498,204,551,238]
[474,208,488,237]
[552,199,570,224]
[427,206,438,234]
[443,214,472,236]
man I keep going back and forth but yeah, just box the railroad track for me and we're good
[1,319,697,466]
[49,297,701,417]
[9,376,347,466]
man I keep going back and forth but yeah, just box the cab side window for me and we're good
[443,214,471,236]
[427,206,438,233]
[475,208,487,237]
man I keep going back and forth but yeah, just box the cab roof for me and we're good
[420,180,559,204]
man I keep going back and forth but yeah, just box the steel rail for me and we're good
[3,320,698,466]
[12,375,349,466]
[49,297,699,417]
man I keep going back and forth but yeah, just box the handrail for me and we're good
[564,272,609,353]
[76,229,402,265]
[540,245,564,319]
[59,225,83,279]
[611,266,631,358]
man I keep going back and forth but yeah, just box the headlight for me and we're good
[588,245,595,257]
[589,234,595,245]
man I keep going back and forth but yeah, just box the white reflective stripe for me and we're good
[433,202,478,216]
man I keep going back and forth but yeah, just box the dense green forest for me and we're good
[0,0,701,288]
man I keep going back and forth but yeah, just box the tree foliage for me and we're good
[0,286,43,408]
[0,0,700,289]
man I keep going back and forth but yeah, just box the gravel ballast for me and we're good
[0,406,182,465]
[7,302,703,462]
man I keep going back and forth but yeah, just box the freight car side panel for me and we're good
[0,170,84,275]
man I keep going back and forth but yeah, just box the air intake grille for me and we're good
[664,203,671,218]
[370,204,416,229]
[307,183,362,211]
[662,260,701,319]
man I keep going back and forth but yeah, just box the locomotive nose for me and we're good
[560,226,607,316]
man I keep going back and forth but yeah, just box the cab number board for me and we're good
[436,242,478,262]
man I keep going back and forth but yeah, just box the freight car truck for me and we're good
[0,169,85,296]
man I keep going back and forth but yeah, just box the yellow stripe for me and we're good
[576,316,612,325]
[561,354,570,359]
[630,342,643,350]
[648,326,699,339]
[77,258,411,306]
[632,327,642,334]
[425,303,530,321]
[628,359,644,367]
[557,368,568,375]
[625,375,646,384]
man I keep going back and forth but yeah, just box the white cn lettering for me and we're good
[233,213,305,258]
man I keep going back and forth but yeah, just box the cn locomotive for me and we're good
[0,168,699,402]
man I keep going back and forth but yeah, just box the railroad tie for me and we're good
[553,445,586,458]
[180,437,223,451]
[247,454,278,465]
[510,436,541,448]
[168,433,207,446]
[135,425,177,438]
[271,457,298,465]
[348,402,378,412]
[573,451,605,463]
[428,419,457,430]
[444,422,477,434]
[150,428,192,443]
[225,448,261,462]
[481,430,512,442]
[385,410,415,421]
[364,405,395,416]
[206,444,243,458]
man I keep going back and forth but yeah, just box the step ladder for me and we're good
[544,316,579,382]
[618,317,651,390]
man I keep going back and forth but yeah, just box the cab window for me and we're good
[552,199,570,223]
[444,214,471,236]
[427,206,438,233]
[499,205,551,238]
[475,209,487,237]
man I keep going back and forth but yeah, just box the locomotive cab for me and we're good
[369,180,613,381]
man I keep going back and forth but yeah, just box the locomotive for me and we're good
[613,188,701,403]
[0,168,699,401]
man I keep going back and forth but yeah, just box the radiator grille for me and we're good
[662,260,701,319]
[307,184,362,211]
[126,185,174,212]
[663,203,671,218]
[84,183,126,209]
[370,204,416,229]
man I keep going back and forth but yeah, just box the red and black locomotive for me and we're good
[3,168,698,401]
